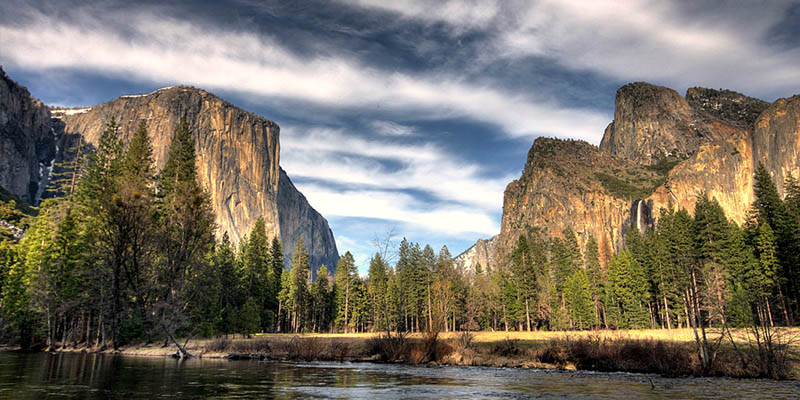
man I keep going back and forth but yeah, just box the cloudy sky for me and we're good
[2,0,799,272]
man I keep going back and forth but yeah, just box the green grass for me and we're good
[594,171,665,200]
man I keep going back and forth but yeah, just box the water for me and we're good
[0,351,797,399]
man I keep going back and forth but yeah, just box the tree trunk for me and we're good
[525,298,531,332]
[164,327,193,359]
[777,285,791,325]
[765,296,775,327]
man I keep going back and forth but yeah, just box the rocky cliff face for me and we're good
[752,95,800,196]
[454,236,497,274]
[487,83,798,269]
[0,67,57,204]
[496,138,650,264]
[599,83,768,166]
[278,169,339,272]
[50,86,337,272]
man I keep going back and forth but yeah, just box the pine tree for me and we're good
[270,236,284,324]
[334,251,357,332]
[242,218,273,332]
[752,162,798,323]
[564,268,594,329]
[75,118,125,349]
[310,265,332,332]
[510,235,537,331]
[584,235,605,328]
[367,253,390,332]
[288,237,310,333]
[214,233,241,335]
[155,118,215,356]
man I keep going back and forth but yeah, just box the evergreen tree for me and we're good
[583,235,605,328]
[288,237,310,333]
[154,118,215,356]
[564,268,594,329]
[334,251,357,332]
[310,265,332,332]
[242,218,273,332]
[367,253,390,332]
[214,233,241,335]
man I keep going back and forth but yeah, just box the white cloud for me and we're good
[343,0,500,31]
[280,125,513,213]
[298,184,499,236]
[341,0,800,98]
[496,0,800,95]
[369,120,418,137]
[0,6,609,143]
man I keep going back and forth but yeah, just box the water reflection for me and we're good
[0,351,797,399]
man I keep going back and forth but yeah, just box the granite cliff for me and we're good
[0,67,57,204]
[477,82,797,270]
[454,236,497,275]
[0,68,338,272]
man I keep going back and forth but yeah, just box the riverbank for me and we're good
[41,328,800,380]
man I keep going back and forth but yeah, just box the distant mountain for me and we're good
[454,236,497,274]
[468,82,798,269]
[0,67,338,272]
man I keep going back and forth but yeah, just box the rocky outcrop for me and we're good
[52,86,337,272]
[496,138,653,264]
[454,236,497,274]
[278,168,339,272]
[491,83,798,268]
[752,95,800,195]
[0,67,57,203]
[598,83,766,166]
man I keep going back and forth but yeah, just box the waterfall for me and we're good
[636,199,643,232]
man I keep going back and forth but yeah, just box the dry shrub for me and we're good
[491,337,522,357]
[284,336,324,361]
[205,337,232,353]
[454,331,475,351]
[367,331,408,362]
[536,335,696,376]
[230,338,272,354]
[328,341,351,362]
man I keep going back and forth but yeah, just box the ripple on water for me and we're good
[0,351,797,399]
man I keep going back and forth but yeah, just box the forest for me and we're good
[1,118,799,360]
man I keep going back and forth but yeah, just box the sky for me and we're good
[2,0,800,273]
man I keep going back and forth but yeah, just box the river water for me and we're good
[0,351,798,399]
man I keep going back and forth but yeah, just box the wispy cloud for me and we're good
[0,4,609,142]
[369,120,418,137]
[280,125,511,232]
[341,0,800,98]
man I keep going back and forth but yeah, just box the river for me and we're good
[0,351,797,399]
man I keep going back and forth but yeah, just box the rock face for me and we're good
[48,85,338,272]
[599,83,768,166]
[277,168,339,272]
[752,95,800,195]
[496,138,652,264]
[0,67,57,203]
[454,236,497,273]
[487,83,798,269]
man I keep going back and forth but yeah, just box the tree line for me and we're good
[1,117,798,353]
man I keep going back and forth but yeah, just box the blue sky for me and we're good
[2,0,800,273]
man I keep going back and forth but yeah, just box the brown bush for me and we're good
[284,336,324,361]
[328,341,351,362]
[491,337,522,357]
[454,331,475,351]
[367,331,408,362]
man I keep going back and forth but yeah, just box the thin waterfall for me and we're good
[636,199,643,232]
